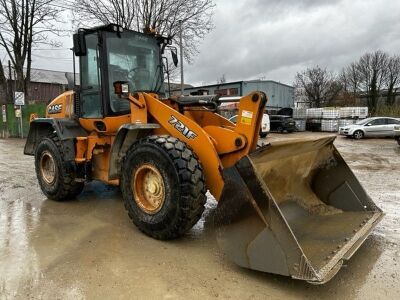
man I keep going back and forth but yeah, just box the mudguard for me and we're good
[108,123,160,179]
[24,118,87,161]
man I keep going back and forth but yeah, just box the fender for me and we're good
[24,118,88,161]
[108,123,160,180]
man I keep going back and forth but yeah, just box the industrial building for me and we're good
[173,80,294,109]
[0,67,77,105]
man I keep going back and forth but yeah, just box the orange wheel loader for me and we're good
[24,24,383,284]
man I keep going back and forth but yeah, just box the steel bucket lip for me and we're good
[251,135,337,156]
[217,135,384,284]
[303,211,384,283]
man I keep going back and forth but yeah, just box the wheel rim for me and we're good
[132,164,165,214]
[355,131,363,139]
[40,150,56,184]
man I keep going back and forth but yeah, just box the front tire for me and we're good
[35,134,84,201]
[121,135,207,240]
[353,130,364,140]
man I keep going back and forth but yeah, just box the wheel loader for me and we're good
[24,24,383,284]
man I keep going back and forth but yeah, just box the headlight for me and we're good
[394,125,400,130]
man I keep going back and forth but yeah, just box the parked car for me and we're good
[339,117,400,139]
[269,115,296,133]
[395,129,400,145]
[229,113,270,137]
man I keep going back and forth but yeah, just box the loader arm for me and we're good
[134,91,267,200]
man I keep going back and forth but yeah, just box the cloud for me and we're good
[23,0,400,88]
[185,0,400,86]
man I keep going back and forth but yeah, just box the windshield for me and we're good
[356,118,374,125]
[105,31,164,113]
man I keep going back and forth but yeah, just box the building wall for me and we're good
[242,81,294,108]
[184,83,242,97]
[4,81,65,104]
[27,82,65,103]
[181,81,294,108]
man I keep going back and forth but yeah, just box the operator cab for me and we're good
[73,24,167,119]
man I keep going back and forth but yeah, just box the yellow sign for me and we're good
[240,110,253,125]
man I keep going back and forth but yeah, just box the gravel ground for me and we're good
[0,133,399,299]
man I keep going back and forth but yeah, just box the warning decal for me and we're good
[240,110,253,125]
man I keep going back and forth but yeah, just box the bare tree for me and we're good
[73,0,215,63]
[385,55,400,106]
[0,60,7,104]
[356,51,389,113]
[72,0,136,29]
[0,0,62,97]
[340,62,360,94]
[294,66,342,107]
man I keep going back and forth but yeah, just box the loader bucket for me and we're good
[215,136,383,284]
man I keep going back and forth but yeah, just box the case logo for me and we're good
[168,115,197,140]
[48,104,63,114]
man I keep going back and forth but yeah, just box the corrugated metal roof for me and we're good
[4,67,79,85]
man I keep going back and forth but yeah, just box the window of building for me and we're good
[215,88,238,96]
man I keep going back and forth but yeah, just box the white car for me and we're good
[339,117,400,139]
[395,129,400,145]
[229,113,270,138]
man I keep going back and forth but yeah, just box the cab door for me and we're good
[79,33,103,119]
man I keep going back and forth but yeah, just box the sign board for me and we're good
[15,108,21,118]
[14,91,25,106]
[2,105,6,122]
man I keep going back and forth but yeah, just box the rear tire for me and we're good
[121,135,207,240]
[353,130,364,140]
[35,134,84,201]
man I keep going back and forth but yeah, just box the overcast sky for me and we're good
[4,0,399,87]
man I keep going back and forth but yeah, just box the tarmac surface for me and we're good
[0,132,399,299]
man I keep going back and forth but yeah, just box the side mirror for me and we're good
[365,123,372,126]
[113,81,129,98]
[171,48,178,67]
[73,31,87,56]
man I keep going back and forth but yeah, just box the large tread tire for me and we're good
[35,133,84,201]
[121,135,207,240]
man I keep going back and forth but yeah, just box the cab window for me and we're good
[80,33,103,118]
